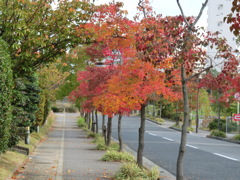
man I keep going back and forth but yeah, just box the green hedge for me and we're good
[0,38,13,153]
[208,119,237,132]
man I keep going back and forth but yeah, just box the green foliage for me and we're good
[35,93,46,126]
[51,106,64,112]
[232,134,240,141]
[210,130,227,138]
[0,0,94,75]
[77,117,87,128]
[115,163,160,180]
[102,151,135,162]
[208,119,222,130]
[56,46,89,100]
[43,99,51,125]
[10,75,40,147]
[161,103,177,119]
[0,38,13,153]
[208,119,237,132]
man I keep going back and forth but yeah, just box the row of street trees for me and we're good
[67,1,240,180]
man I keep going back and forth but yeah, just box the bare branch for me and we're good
[138,0,146,18]
[176,0,190,27]
[192,0,208,27]
[176,0,208,28]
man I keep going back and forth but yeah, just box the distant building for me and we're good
[207,0,238,70]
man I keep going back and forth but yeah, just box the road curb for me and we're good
[123,145,176,180]
[207,135,240,145]
[111,134,176,180]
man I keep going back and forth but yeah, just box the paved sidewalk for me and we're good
[13,113,121,180]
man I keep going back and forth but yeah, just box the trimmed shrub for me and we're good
[0,38,13,153]
[208,119,237,132]
[210,130,227,138]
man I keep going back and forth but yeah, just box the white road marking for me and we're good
[213,153,239,161]
[56,113,65,180]
[163,137,173,141]
[186,144,199,149]
[148,132,157,136]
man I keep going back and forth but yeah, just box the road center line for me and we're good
[213,153,239,161]
[148,132,157,136]
[163,137,173,141]
[186,144,198,149]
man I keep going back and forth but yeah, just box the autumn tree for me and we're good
[135,0,239,179]
[98,59,178,166]
[224,0,240,36]
[0,0,94,76]
[69,65,117,133]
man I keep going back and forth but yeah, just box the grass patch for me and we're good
[102,151,135,162]
[115,162,160,180]
[94,136,119,151]
[187,127,194,132]
[232,134,240,141]
[0,151,27,179]
[87,132,99,138]
[0,111,55,180]
[77,117,87,128]
[210,130,227,138]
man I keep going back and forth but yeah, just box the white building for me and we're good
[207,0,238,70]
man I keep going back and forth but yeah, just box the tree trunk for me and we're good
[95,111,98,133]
[102,115,105,136]
[106,116,112,146]
[159,100,163,118]
[91,111,95,132]
[137,103,146,168]
[218,88,221,130]
[118,113,123,152]
[152,101,155,117]
[196,84,200,133]
[177,66,190,180]
[84,112,87,123]
[146,104,149,114]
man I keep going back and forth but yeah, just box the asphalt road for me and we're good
[98,115,240,180]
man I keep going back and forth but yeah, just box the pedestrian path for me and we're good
[13,113,121,180]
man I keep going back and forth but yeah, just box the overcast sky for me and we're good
[94,0,208,27]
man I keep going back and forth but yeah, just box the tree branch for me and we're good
[192,0,208,27]
[176,0,190,27]
[138,0,146,18]
[185,55,213,82]
[176,0,208,28]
